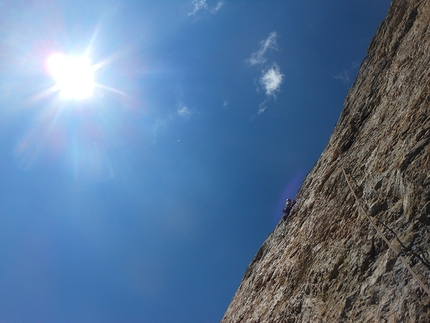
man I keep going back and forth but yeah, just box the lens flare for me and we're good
[4,15,145,180]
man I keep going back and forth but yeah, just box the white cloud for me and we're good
[188,0,208,16]
[246,31,278,66]
[260,63,284,96]
[210,1,223,13]
[188,0,223,17]
[246,31,283,118]
[177,106,191,116]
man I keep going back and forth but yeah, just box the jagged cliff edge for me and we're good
[222,0,430,322]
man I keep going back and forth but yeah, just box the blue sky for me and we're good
[0,1,390,322]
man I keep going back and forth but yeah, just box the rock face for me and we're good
[222,0,430,322]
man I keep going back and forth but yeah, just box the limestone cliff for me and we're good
[222,0,430,322]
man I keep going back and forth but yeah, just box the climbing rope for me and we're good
[342,168,430,297]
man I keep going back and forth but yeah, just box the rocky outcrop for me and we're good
[222,0,430,322]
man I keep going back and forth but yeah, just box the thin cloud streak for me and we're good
[258,102,268,114]
[249,101,268,121]
[246,31,278,66]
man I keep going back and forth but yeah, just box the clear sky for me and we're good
[0,1,390,322]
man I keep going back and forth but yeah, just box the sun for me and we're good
[46,53,95,99]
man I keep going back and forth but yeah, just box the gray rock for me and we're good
[222,1,430,322]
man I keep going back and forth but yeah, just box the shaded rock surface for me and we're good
[222,0,430,322]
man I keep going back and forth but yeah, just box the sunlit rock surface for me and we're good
[222,0,430,322]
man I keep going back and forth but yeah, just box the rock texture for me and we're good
[222,0,430,322]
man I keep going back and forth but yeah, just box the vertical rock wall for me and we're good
[222,0,430,322]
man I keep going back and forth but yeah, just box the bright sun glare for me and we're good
[46,53,95,99]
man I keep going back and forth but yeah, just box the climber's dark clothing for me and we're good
[282,199,296,219]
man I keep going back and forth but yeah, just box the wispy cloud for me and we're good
[250,101,268,121]
[246,31,278,66]
[333,70,350,84]
[177,105,191,116]
[188,0,208,16]
[149,107,190,138]
[257,102,268,114]
[333,61,361,85]
[260,63,284,97]
[188,0,223,17]
[211,1,223,14]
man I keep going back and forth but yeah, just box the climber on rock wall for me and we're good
[282,198,296,220]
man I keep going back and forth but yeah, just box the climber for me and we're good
[282,198,296,219]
